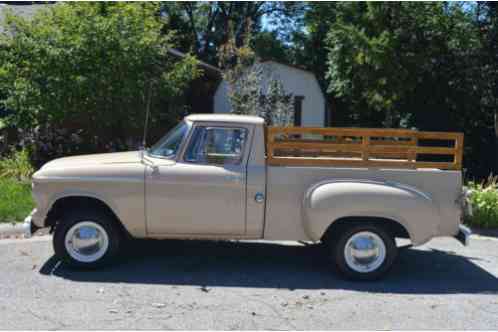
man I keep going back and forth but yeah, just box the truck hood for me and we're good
[41,151,142,169]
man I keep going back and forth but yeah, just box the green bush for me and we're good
[466,175,498,228]
[0,2,201,149]
[0,178,34,223]
[0,149,34,181]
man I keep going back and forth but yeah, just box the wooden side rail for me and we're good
[266,127,464,170]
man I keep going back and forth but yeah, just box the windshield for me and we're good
[148,121,189,158]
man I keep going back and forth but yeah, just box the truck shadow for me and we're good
[39,239,498,294]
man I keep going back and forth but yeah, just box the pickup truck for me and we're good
[26,114,471,280]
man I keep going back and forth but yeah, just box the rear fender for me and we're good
[302,179,441,245]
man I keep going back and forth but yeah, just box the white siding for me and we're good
[213,61,327,127]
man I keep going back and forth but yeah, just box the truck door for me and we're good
[145,123,251,235]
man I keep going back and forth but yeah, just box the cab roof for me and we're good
[185,114,265,125]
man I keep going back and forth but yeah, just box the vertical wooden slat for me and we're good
[408,136,418,162]
[362,135,370,162]
[266,125,275,163]
[454,133,464,170]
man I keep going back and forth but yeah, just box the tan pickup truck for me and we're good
[26,114,471,280]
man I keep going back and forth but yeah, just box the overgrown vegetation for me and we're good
[0,150,35,222]
[0,2,201,166]
[0,178,34,223]
[0,149,34,181]
[466,176,498,228]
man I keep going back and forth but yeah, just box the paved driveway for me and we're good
[1,236,497,330]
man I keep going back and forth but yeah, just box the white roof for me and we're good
[186,114,265,125]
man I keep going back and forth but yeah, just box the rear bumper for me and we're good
[455,224,471,246]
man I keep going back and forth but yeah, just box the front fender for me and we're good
[32,188,120,227]
[31,163,146,237]
[302,180,441,245]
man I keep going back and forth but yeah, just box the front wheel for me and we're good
[53,210,122,269]
[328,224,398,281]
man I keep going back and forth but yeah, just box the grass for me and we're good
[466,175,498,229]
[0,178,35,223]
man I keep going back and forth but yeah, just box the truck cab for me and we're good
[142,114,267,238]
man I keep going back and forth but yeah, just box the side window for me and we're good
[184,126,248,165]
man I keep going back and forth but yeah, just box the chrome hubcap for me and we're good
[344,231,386,273]
[64,221,109,263]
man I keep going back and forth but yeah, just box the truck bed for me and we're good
[264,166,462,245]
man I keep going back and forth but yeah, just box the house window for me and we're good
[294,96,305,126]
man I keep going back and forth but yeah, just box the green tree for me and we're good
[0,2,200,149]
[477,2,498,170]
[251,30,291,63]
[161,2,305,65]
[323,2,496,178]
[219,21,294,126]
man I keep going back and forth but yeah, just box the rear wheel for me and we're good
[53,210,122,268]
[327,224,397,281]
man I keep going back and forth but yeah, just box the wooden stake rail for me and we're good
[266,127,464,170]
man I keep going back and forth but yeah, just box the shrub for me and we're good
[0,178,34,223]
[466,175,498,228]
[0,2,200,148]
[0,149,34,181]
[15,125,141,169]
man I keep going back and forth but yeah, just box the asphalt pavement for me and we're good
[1,235,497,330]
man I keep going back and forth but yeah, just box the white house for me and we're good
[213,61,329,127]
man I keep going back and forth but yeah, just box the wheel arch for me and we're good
[321,216,410,243]
[302,179,439,245]
[45,195,131,238]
